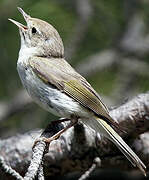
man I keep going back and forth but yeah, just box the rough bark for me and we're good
[0,93,149,179]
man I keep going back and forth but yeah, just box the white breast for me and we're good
[17,60,91,119]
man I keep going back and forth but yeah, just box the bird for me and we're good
[9,7,146,176]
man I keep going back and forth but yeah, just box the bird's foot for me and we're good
[32,117,78,150]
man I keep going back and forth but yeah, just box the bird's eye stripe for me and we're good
[22,33,25,40]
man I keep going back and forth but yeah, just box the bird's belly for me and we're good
[17,64,90,118]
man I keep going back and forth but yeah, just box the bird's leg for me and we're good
[42,118,78,143]
[33,117,78,149]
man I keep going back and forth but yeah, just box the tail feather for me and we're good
[82,117,146,176]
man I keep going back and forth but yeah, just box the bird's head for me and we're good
[9,7,64,58]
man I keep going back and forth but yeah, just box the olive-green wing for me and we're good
[29,57,118,127]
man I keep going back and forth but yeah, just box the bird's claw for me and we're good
[32,137,53,150]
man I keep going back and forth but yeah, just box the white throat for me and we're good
[18,45,37,65]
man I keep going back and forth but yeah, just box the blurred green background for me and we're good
[0,0,149,137]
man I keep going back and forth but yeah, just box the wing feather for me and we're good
[29,57,119,128]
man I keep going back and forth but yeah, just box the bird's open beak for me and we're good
[8,19,28,30]
[8,7,30,30]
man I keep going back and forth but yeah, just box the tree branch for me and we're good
[0,92,149,179]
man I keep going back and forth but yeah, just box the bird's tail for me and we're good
[82,117,146,176]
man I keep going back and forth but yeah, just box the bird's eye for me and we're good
[32,27,37,34]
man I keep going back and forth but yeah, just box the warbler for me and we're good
[9,8,146,175]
